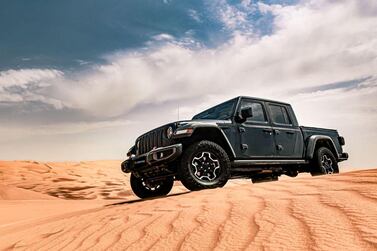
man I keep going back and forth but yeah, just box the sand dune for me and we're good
[0,160,131,200]
[0,185,58,200]
[0,161,376,250]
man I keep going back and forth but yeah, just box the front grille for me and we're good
[137,126,169,155]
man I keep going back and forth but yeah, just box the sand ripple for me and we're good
[0,161,376,250]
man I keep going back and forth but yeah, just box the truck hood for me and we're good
[136,119,231,141]
[176,119,232,127]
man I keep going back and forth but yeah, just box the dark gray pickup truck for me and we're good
[122,96,348,198]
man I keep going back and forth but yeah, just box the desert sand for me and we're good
[0,160,376,250]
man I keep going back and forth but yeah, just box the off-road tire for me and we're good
[130,173,174,199]
[310,147,339,176]
[178,140,230,191]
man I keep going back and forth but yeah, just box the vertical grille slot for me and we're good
[143,136,145,154]
[146,136,149,153]
[139,136,142,154]
[152,131,156,148]
[158,129,163,146]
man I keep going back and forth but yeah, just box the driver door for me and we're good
[237,99,276,158]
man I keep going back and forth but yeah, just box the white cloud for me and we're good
[0,119,133,138]
[211,0,255,34]
[0,68,65,109]
[188,9,202,23]
[152,33,175,41]
[0,68,63,88]
[47,0,377,117]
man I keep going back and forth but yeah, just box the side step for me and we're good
[232,159,308,167]
[251,175,279,183]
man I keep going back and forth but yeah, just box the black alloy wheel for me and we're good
[178,140,230,191]
[130,173,174,199]
[310,147,339,176]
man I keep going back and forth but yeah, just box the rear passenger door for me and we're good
[267,103,303,158]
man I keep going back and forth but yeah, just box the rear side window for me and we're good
[239,101,267,122]
[269,105,291,125]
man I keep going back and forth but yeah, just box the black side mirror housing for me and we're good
[241,107,253,119]
[236,107,253,123]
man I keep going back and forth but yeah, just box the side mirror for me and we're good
[241,107,253,119]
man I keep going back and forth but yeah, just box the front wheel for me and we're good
[130,173,174,199]
[178,140,230,191]
[310,147,339,176]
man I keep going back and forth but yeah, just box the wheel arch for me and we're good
[306,135,339,160]
[181,126,236,160]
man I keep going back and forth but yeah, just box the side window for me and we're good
[269,105,292,125]
[240,101,267,122]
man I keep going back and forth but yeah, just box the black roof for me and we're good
[192,96,291,119]
[235,96,290,105]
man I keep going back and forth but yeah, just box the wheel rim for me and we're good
[141,179,162,191]
[191,151,221,182]
[320,154,334,174]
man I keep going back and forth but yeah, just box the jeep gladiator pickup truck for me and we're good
[122,96,348,199]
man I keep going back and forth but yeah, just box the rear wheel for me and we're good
[178,140,230,191]
[310,147,339,176]
[130,173,174,199]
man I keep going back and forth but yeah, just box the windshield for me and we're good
[192,98,237,120]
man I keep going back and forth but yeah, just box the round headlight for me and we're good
[166,126,173,139]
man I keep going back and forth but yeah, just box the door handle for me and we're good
[286,131,295,135]
[263,128,273,135]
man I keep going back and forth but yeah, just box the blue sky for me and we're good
[0,0,290,70]
[0,0,218,69]
[0,0,376,168]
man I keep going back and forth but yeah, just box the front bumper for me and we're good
[338,152,349,162]
[121,143,183,173]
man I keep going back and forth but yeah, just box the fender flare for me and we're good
[306,135,339,160]
[189,125,237,159]
[218,128,236,159]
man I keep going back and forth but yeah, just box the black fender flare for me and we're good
[181,125,237,159]
[306,135,339,160]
